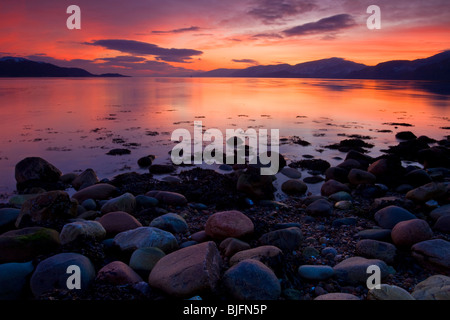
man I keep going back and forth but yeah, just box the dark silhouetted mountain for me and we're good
[195,52,450,80]
[0,57,128,77]
[348,51,450,80]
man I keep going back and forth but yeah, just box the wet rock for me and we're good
[236,171,275,200]
[325,167,348,183]
[417,146,450,169]
[98,211,142,236]
[219,238,251,258]
[72,169,99,191]
[113,227,178,253]
[434,215,450,233]
[367,156,405,186]
[16,190,78,228]
[405,169,432,187]
[348,169,376,185]
[0,208,20,233]
[321,179,350,197]
[337,159,362,171]
[0,261,34,300]
[280,167,302,179]
[30,253,95,297]
[71,183,117,203]
[355,239,397,264]
[137,155,155,168]
[0,227,61,263]
[106,148,131,156]
[129,247,165,277]
[145,190,188,206]
[298,265,334,281]
[289,159,330,173]
[205,210,254,240]
[59,220,106,245]
[334,201,352,210]
[148,241,222,298]
[259,227,303,252]
[396,131,417,140]
[412,275,450,300]
[374,205,416,229]
[411,239,450,272]
[314,293,360,300]
[329,191,352,202]
[281,179,307,195]
[303,176,324,184]
[96,261,143,285]
[333,256,389,285]
[345,150,373,169]
[406,182,447,203]
[15,157,62,187]
[60,173,78,185]
[149,164,176,174]
[81,199,97,211]
[354,229,392,241]
[229,245,282,266]
[332,217,357,227]
[150,213,188,234]
[391,219,433,248]
[219,164,233,171]
[306,199,333,216]
[223,259,281,300]
[100,192,136,214]
[367,284,415,300]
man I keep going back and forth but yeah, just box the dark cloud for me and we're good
[84,39,203,63]
[248,0,317,24]
[251,33,284,39]
[152,26,201,34]
[283,14,356,36]
[232,59,259,65]
[95,56,147,63]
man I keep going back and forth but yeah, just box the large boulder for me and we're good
[15,157,62,190]
[113,227,178,253]
[205,210,254,240]
[0,227,60,263]
[222,259,281,300]
[30,252,95,297]
[0,261,35,300]
[15,191,78,228]
[148,241,221,297]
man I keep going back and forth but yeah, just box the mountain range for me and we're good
[0,57,127,77]
[195,51,450,81]
[1,51,449,80]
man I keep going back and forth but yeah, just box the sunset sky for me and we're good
[1,0,449,76]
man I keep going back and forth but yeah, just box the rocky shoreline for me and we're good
[0,130,449,301]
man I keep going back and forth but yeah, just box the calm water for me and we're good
[0,77,449,199]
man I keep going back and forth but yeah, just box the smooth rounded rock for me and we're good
[430,204,450,221]
[368,284,415,300]
[434,215,450,233]
[100,192,136,214]
[145,190,187,206]
[150,213,188,234]
[72,168,99,191]
[321,179,350,197]
[223,259,281,300]
[411,239,450,272]
[333,256,389,285]
[71,183,117,203]
[15,157,61,185]
[280,167,302,179]
[30,253,95,297]
[0,261,35,300]
[98,211,142,236]
[281,179,307,195]
[229,245,282,266]
[59,220,106,245]
[148,241,222,298]
[96,261,143,285]
[355,239,397,264]
[219,238,251,258]
[113,227,178,253]
[205,210,254,240]
[348,168,376,185]
[129,247,166,276]
[314,293,360,300]
[298,265,334,281]
[391,219,433,248]
[412,275,450,300]
[406,182,447,203]
[259,227,303,252]
[306,199,333,216]
[374,205,416,229]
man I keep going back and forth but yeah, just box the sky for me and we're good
[0,0,449,76]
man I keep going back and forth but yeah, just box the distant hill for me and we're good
[0,57,128,77]
[195,52,450,81]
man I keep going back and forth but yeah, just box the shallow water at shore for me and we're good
[0,77,449,199]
